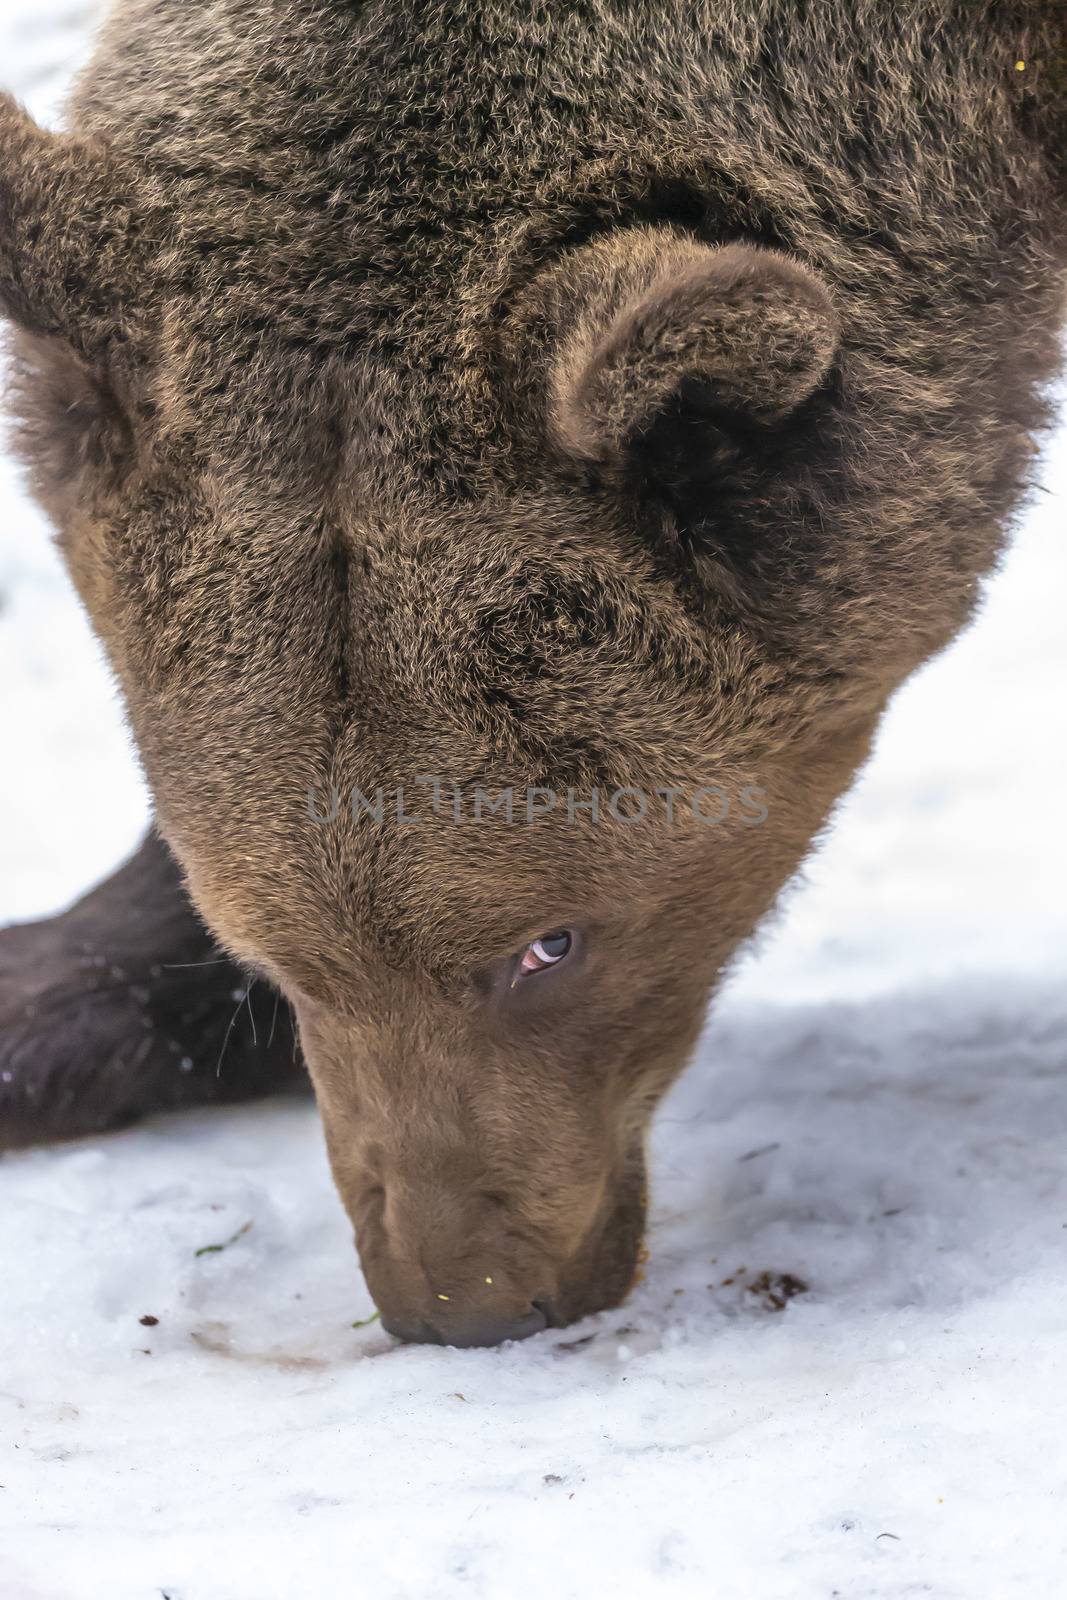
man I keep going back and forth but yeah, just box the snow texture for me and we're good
[1,8,1065,1598]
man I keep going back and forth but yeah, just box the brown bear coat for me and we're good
[1,2,1064,1344]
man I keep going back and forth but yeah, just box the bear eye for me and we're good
[517,931,573,976]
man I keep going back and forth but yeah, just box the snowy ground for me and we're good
[2,8,1066,1599]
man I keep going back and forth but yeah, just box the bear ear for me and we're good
[0,93,142,358]
[544,229,839,485]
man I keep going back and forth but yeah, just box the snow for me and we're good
[2,8,1066,1598]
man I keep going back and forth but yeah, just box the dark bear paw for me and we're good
[0,833,306,1151]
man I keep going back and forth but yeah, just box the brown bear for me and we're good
[1,2,1065,1346]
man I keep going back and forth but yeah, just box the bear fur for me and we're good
[1,1,1065,1344]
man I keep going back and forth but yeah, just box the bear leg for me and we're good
[0,831,306,1150]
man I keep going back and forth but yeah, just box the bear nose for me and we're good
[383,1302,549,1348]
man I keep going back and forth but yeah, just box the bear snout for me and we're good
[351,1182,564,1348]
[382,1302,551,1349]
